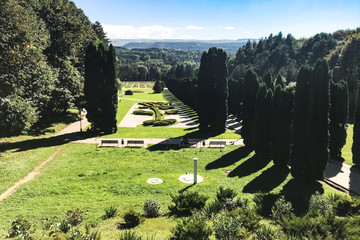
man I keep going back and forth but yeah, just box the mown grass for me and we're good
[0,143,342,239]
[342,124,353,166]
[120,88,165,102]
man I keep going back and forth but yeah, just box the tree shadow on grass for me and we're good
[228,154,271,178]
[243,165,290,193]
[206,146,251,170]
[280,179,324,215]
[0,132,95,154]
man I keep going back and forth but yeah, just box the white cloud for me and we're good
[180,34,194,39]
[244,30,252,34]
[186,25,203,30]
[224,26,235,30]
[103,24,176,39]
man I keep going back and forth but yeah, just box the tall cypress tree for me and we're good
[291,60,330,182]
[198,47,228,132]
[274,74,285,88]
[242,69,259,148]
[271,85,293,167]
[330,80,348,160]
[263,72,273,90]
[352,88,360,165]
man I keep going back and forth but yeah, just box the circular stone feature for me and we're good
[178,174,204,184]
[147,178,163,184]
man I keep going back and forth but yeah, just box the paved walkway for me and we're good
[324,160,360,195]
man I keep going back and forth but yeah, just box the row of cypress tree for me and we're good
[84,43,118,134]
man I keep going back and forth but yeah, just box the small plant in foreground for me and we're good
[216,186,237,203]
[57,219,71,233]
[213,210,242,239]
[119,231,140,240]
[123,210,142,228]
[256,225,281,240]
[271,196,293,222]
[170,217,212,240]
[8,217,33,239]
[224,197,248,211]
[307,191,332,217]
[202,200,224,219]
[66,208,84,226]
[143,198,162,218]
[103,206,118,219]
[168,191,208,217]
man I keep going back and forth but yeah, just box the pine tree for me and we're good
[263,72,273,90]
[352,88,360,165]
[330,80,348,160]
[242,69,260,148]
[274,74,285,88]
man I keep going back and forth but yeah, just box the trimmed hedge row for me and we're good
[150,106,163,120]
[125,90,133,95]
[165,109,179,115]
[143,119,176,126]
[133,110,153,116]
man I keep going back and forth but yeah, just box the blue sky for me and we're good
[72,0,360,40]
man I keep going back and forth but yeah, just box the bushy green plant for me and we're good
[8,217,33,239]
[216,186,237,203]
[133,110,153,116]
[119,231,141,240]
[125,90,133,95]
[143,120,155,126]
[254,193,280,217]
[202,200,224,219]
[57,219,71,233]
[255,225,281,240]
[165,109,179,114]
[170,218,212,240]
[66,209,84,226]
[152,119,176,126]
[271,196,293,222]
[143,198,162,218]
[237,206,261,231]
[224,197,247,211]
[103,206,118,219]
[307,192,332,217]
[123,210,141,228]
[169,191,209,217]
[83,231,101,240]
[212,210,242,239]
[333,195,360,216]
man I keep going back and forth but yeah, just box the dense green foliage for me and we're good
[0,0,98,136]
[198,47,228,132]
[352,88,360,165]
[84,43,118,133]
[291,60,330,182]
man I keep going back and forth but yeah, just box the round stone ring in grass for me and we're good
[178,174,204,184]
[147,178,163,184]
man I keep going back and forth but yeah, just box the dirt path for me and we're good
[0,145,64,202]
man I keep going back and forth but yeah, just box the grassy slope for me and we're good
[0,143,341,238]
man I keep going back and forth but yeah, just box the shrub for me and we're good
[254,193,280,217]
[213,210,242,239]
[125,90,133,95]
[66,209,84,226]
[8,217,32,238]
[150,106,162,120]
[103,206,118,219]
[170,218,212,240]
[58,219,71,233]
[152,119,176,126]
[143,198,162,218]
[165,109,179,114]
[333,195,360,216]
[271,196,293,222]
[168,192,209,217]
[153,80,164,93]
[216,186,237,203]
[119,231,141,240]
[159,104,174,110]
[307,192,332,217]
[123,210,141,228]
[237,206,261,231]
[255,225,281,240]
[133,110,153,116]
[132,90,144,93]
[224,197,248,211]
[143,120,155,126]
[202,200,224,219]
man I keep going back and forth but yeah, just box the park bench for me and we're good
[208,141,226,148]
[98,139,119,147]
[127,140,145,148]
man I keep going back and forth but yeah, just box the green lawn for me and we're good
[342,124,354,166]
[120,88,165,102]
[0,143,342,239]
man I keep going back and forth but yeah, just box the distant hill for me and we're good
[110,39,254,53]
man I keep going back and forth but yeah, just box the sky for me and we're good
[72,0,360,40]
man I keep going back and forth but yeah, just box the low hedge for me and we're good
[133,110,153,116]
[125,90,133,95]
[143,119,176,126]
[132,90,144,93]
[165,109,179,115]
[143,120,155,126]
[150,106,163,121]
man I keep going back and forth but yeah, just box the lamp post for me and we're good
[193,158,198,184]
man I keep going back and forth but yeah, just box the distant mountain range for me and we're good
[110,39,255,53]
